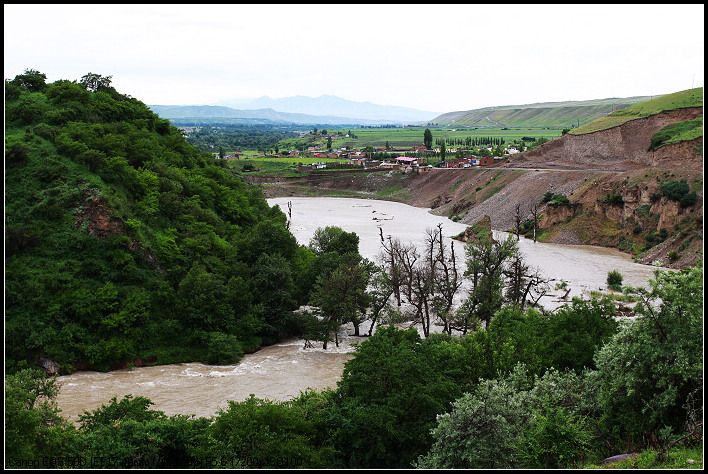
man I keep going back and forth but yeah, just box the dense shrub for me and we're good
[606,270,623,290]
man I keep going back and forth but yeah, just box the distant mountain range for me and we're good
[148,105,404,126]
[218,95,438,123]
[432,96,656,128]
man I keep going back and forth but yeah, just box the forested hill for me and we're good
[5,70,314,373]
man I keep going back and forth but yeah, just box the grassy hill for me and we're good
[432,96,651,128]
[5,70,314,373]
[570,88,703,135]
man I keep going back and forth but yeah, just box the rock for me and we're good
[39,358,61,376]
[602,453,638,465]
[453,215,494,244]
[687,459,696,465]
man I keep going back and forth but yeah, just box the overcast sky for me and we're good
[4,4,704,113]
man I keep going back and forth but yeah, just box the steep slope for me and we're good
[433,96,651,128]
[512,107,703,170]
[569,88,703,134]
[5,71,312,373]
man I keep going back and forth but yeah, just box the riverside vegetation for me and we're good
[5,71,703,469]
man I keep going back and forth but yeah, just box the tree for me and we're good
[440,141,446,161]
[312,258,370,345]
[10,69,47,92]
[218,146,225,159]
[309,226,359,256]
[590,265,703,443]
[331,327,470,468]
[530,203,541,243]
[79,73,113,92]
[385,140,391,150]
[5,369,76,462]
[463,234,517,327]
[326,136,332,150]
[424,128,433,150]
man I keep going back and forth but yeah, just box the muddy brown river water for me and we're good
[56,197,664,420]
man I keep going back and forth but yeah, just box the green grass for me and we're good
[226,157,350,176]
[650,116,703,150]
[583,446,703,469]
[588,290,639,303]
[570,88,703,135]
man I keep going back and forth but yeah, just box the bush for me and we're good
[606,270,623,290]
[417,366,597,469]
[659,180,696,207]
[602,193,624,206]
[201,332,244,365]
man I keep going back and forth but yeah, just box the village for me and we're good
[216,134,523,174]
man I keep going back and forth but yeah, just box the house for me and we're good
[224,152,241,160]
[444,158,468,169]
[469,159,480,166]
[351,158,367,167]
[412,145,429,153]
[479,156,494,167]
[396,156,418,166]
[505,147,520,155]
[378,162,401,170]
[288,150,300,157]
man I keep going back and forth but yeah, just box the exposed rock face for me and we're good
[39,357,61,375]
[517,108,703,170]
[540,204,576,228]
[75,191,125,238]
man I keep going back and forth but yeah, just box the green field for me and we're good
[278,127,562,150]
[570,88,703,135]
[227,156,350,176]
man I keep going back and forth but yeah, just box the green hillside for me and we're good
[570,87,703,135]
[4,70,316,373]
[432,96,651,128]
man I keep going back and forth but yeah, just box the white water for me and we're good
[56,197,663,421]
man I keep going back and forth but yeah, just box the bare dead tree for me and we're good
[286,201,293,231]
[525,269,550,308]
[379,228,402,306]
[431,224,462,335]
[530,203,541,243]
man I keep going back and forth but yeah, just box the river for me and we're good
[56,197,663,421]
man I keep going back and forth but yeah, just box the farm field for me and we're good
[277,127,563,150]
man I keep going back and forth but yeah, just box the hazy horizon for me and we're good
[4,4,704,113]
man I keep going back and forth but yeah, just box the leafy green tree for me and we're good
[77,395,210,468]
[309,226,359,256]
[10,69,48,92]
[5,369,77,463]
[330,327,474,468]
[312,258,370,342]
[423,128,433,149]
[590,265,703,444]
[606,270,623,291]
[205,392,335,468]
[326,136,332,150]
[79,73,113,92]
[463,235,517,327]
